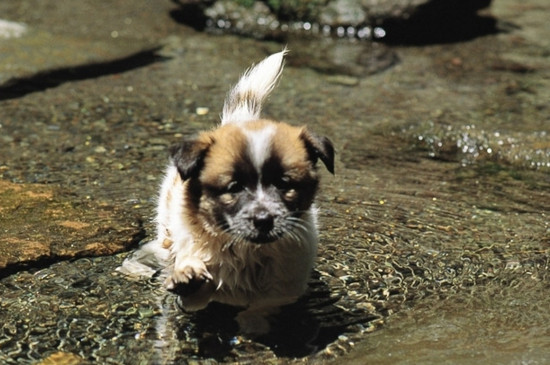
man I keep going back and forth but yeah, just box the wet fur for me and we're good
[119,50,334,334]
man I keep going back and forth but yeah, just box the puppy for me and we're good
[120,49,334,334]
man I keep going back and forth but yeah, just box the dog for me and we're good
[119,49,334,334]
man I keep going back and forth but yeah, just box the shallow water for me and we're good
[1,0,549,363]
[340,279,550,365]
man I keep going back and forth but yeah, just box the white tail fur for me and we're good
[221,48,288,125]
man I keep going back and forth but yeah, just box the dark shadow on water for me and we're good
[0,48,167,101]
[169,0,207,31]
[167,273,378,361]
[379,0,500,45]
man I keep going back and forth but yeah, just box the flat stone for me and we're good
[0,0,179,84]
[0,180,143,270]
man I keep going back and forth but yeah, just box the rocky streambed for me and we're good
[1,0,548,363]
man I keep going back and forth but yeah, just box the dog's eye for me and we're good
[226,181,243,193]
[276,176,292,190]
[284,189,298,201]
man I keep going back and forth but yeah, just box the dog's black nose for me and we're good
[253,210,274,232]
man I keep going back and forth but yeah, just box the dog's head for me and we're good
[171,120,334,244]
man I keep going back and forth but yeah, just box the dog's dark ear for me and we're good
[170,137,212,180]
[300,129,335,174]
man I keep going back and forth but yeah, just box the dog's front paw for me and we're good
[164,257,213,296]
[164,257,215,311]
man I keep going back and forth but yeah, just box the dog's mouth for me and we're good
[247,232,282,244]
[219,208,289,244]
[224,226,286,245]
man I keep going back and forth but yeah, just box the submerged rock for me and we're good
[286,37,399,77]
[0,180,143,272]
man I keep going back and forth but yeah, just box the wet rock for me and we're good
[0,0,179,85]
[319,0,367,27]
[0,180,143,272]
[186,0,493,43]
[204,0,278,38]
[0,29,147,86]
[287,38,399,76]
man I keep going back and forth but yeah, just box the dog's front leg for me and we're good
[164,255,216,311]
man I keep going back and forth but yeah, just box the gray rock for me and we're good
[199,0,492,41]
[0,0,178,84]
[204,0,278,38]
[319,0,368,27]
[360,0,429,21]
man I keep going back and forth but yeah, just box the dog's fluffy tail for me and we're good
[221,48,288,125]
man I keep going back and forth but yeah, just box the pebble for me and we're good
[196,107,209,115]
[325,75,360,86]
[0,19,27,39]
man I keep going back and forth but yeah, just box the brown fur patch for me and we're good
[198,124,249,189]
[270,123,313,174]
[199,120,316,187]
